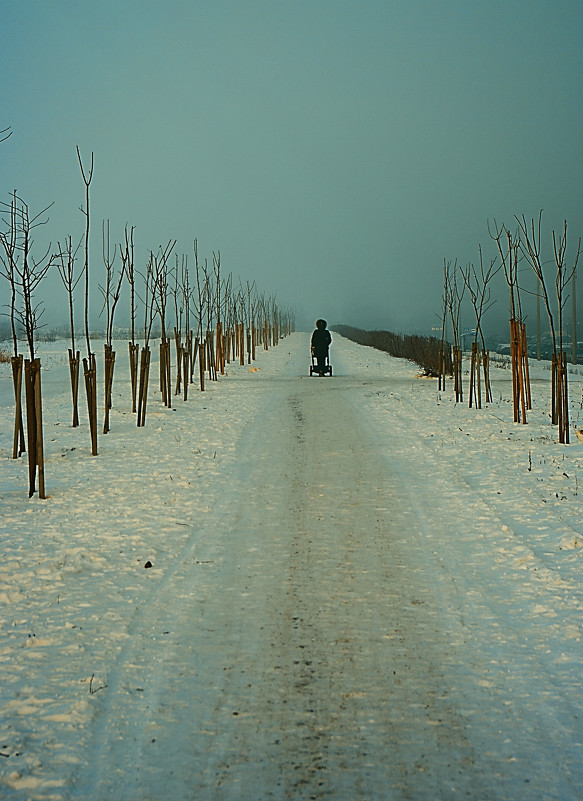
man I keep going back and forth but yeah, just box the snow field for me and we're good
[1,332,583,799]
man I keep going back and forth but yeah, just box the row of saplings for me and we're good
[437,214,578,445]
[9,316,287,500]
[3,150,294,499]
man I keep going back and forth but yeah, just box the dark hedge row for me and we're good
[333,325,451,377]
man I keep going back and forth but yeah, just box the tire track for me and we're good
[75,367,492,800]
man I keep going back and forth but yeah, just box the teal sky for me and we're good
[1,0,582,334]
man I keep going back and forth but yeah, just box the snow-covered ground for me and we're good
[1,331,583,800]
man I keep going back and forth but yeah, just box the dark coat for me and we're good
[311,328,332,354]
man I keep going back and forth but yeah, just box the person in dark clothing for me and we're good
[311,319,332,375]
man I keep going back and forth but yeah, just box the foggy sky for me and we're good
[1,0,582,336]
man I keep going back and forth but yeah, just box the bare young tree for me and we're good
[77,147,94,359]
[56,234,83,426]
[221,271,234,364]
[0,192,54,496]
[245,280,257,364]
[100,220,125,433]
[193,239,204,341]
[461,246,501,408]
[199,256,216,381]
[490,219,530,423]
[438,259,453,392]
[192,239,207,390]
[235,284,247,365]
[515,212,556,426]
[0,194,54,360]
[170,253,184,396]
[1,192,26,459]
[572,269,577,365]
[551,220,580,443]
[516,212,580,442]
[1,193,20,357]
[0,194,26,458]
[444,259,465,403]
[120,225,138,411]
[255,291,267,354]
[173,252,194,399]
[136,253,156,426]
[213,250,225,375]
[76,146,98,455]
[552,221,580,358]
[151,240,176,407]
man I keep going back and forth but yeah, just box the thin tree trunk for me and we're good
[572,270,577,365]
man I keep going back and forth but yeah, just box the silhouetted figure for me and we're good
[311,319,332,376]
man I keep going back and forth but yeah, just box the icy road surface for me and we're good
[2,332,583,799]
[78,342,581,800]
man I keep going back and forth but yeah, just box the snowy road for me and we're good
[79,369,483,800]
[3,333,583,800]
[79,375,470,799]
[69,343,580,800]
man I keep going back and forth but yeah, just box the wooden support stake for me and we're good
[517,343,527,425]
[103,344,116,434]
[182,348,189,401]
[510,319,520,422]
[199,342,205,391]
[68,349,80,427]
[24,360,37,496]
[11,355,25,458]
[563,352,569,444]
[83,354,98,455]
[557,353,564,442]
[137,345,151,426]
[207,333,216,381]
[129,342,139,413]
[468,342,476,408]
[483,350,492,403]
[159,340,166,402]
[519,324,531,411]
[174,328,182,396]
[476,346,482,409]
[33,360,46,499]
[551,353,559,426]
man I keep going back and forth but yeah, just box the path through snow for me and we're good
[2,332,583,799]
[75,341,582,800]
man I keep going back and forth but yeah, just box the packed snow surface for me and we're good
[1,332,583,800]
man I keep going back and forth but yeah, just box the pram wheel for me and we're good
[310,354,332,376]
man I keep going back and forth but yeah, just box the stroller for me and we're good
[310,348,332,377]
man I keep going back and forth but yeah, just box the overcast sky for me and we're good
[1,0,582,335]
